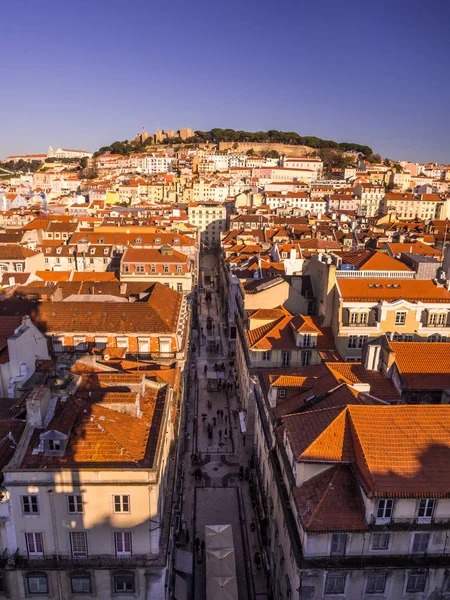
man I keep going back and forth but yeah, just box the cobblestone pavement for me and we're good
[178,252,269,600]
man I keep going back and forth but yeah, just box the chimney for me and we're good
[26,385,52,428]
[120,283,127,295]
[8,277,15,287]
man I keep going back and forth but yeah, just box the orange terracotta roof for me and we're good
[294,465,368,532]
[389,341,450,389]
[325,362,400,401]
[337,279,450,302]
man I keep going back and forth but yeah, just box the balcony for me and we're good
[342,321,378,328]
[369,515,450,531]
[302,552,450,570]
[15,552,160,569]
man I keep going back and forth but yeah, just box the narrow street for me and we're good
[179,252,269,600]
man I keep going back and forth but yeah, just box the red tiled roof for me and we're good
[294,465,368,532]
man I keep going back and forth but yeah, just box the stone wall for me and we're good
[218,142,316,156]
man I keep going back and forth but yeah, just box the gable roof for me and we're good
[284,404,450,497]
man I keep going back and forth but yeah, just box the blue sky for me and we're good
[2,0,450,162]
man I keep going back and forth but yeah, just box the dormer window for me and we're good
[173,238,180,244]
[56,248,62,254]
[103,248,109,255]
[155,237,161,244]
[135,237,142,244]
[90,248,95,255]
[40,430,68,456]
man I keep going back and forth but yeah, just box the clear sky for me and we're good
[2,0,450,162]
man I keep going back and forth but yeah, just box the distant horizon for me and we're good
[2,0,449,164]
[2,126,448,166]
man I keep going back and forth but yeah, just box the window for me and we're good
[68,494,83,514]
[74,337,86,351]
[302,334,311,348]
[365,572,386,594]
[281,351,291,367]
[350,312,358,325]
[372,533,389,550]
[395,311,406,326]
[135,264,145,273]
[176,265,182,273]
[26,533,43,556]
[114,495,130,513]
[26,573,48,594]
[278,389,286,399]
[330,533,347,556]
[116,337,128,349]
[348,335,357,348]
[412,532,429,554]
[163,265,169,273]
[177,283,183,293]
[438,313,446,326]
[114,532,132,556]
[70,572,91,594]
[70,532,88,557]
[376,499,394,523]
[262,351,271,361]
[123,264,130,273]
[417,498,435,522]
[324,572,346,594]
[406,571,426,593]
[358,335,368,348]
[21,495,39,515]
[301,351,311,366]
[48,439,61,451]
[150,264,156,272]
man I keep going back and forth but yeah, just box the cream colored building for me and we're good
[334,278,450,360]
[382,192,446,220]
[187,202,227,248]
[1,368,176,600]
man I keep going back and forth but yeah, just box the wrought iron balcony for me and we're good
[14,552,160,569]
[342,321,378,328]
[302,552,450,570]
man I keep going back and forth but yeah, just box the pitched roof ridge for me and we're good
[346,406,375,491]
[283,402,347,420]
[306,465,342,526]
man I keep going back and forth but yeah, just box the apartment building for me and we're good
[280,156,323,178]
[1,367,177,599]
[354,182,385,216]
[252,387,450,600]
[264,192,326,216]
[32,282,189,361]
[143,154,174,174]
[382,193,446,220]
[334,278,450,360]
[120,245,193,293]
[0,245,45,273]
[187,202,227,248]
[43,244,115,272]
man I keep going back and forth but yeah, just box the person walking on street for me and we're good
[243,433,246,446]
[219,429,222,440]
[216,408,220,418]
[204,364,207,376]
[212,416,217,427]
[195,537,200,553]
[201,540,205,555]
[225,414,228,424]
